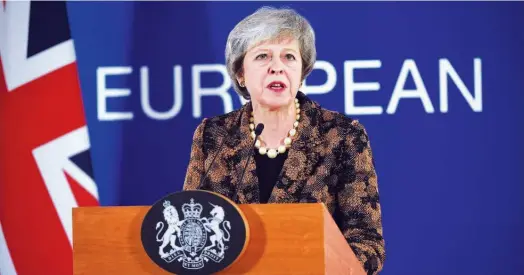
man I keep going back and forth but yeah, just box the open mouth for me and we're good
[267,81,287,92]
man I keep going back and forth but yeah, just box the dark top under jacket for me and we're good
[254,149,288,204]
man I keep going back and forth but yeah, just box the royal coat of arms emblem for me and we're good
[156,198,231,269]
[141,190,247,275]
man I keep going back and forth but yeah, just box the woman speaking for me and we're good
[183,6,385,274]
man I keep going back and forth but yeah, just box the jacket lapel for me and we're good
[228,104,260,204]
[267,92,323,203]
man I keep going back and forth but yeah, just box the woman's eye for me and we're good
[285,54,296,60]
[256,53,268,60]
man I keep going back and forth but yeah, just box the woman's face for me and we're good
[239,37,303,110]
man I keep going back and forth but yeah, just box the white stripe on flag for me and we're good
[0,221,17,275]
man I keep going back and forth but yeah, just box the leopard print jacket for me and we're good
[183,91,385,274]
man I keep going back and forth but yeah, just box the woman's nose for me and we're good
[268,60,284,75]
[269,67,284,74]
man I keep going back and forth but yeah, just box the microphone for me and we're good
[232,123,264,204]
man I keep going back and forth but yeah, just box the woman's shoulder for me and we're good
[310,104,373,155]
[191,107,244,138]
[306,97,369,140]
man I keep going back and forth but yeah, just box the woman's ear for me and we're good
[236,72,245,87]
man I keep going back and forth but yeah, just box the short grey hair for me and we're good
[225,6,317,99]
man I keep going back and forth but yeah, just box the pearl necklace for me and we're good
[249,98,301,159]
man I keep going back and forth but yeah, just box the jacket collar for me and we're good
[228,91,322,204]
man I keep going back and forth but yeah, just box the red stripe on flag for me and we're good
[0,59,95,274]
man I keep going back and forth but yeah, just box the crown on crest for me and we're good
[163,200,172,208]
[182,198,203,219]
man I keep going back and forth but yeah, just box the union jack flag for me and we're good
[0,1,99,274]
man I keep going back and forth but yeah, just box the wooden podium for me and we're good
[73,203,366,274]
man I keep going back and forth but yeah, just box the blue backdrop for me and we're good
[66,2,524,274]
